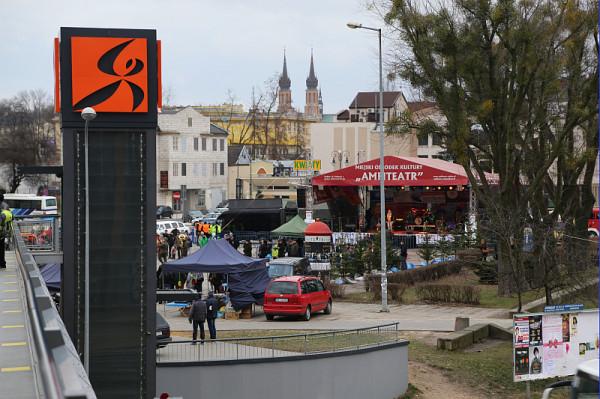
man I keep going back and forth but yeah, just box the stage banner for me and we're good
[312,156,469,187]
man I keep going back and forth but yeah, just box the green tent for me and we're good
[271,215,308,238]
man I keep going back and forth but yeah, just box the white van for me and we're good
[4,194,58,216]
[156,220,189,235]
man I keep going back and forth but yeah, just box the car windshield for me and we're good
[268,264,294,278]
[267,281,298,294]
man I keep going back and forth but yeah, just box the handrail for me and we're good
[157,322,403,363]
[12,221,96,399]
[13,224,62,399]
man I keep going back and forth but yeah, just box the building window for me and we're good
[202,137,207,151]
[172,162,179,176]
[418,133,428,146]
[418,155,428,158]
[197,189,206,207]
[181,162,187,176]
[160,171,168,189]
[188,117,192,127]
[220,139,225,151]
[172,137,179,151]
[220,162,225,176]
[212,139,217,151]
[212,163,218,176]
[193,137,199,151]
[432,133,443,146]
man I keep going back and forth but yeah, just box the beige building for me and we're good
[309,122,416,175]
[227,148,306,200]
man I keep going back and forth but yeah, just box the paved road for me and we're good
[159,301,511,333]
[0,251,41,398]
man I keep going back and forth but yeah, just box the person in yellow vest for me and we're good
[209,224,216,238]
[271,241,279,259]
[0,207,13,269]
[216,223,222,238]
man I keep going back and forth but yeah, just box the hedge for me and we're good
[414,284,481,304]
[367,260,465,290]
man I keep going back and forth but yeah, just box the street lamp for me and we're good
[331,150,349,169]
[347,22,389,312]
[81,106,95,373]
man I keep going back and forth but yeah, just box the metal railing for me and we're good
[156,322,401,363]
[12,221,96,399]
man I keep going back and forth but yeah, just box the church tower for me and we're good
[278,51,292,113]
[304,50,321,119]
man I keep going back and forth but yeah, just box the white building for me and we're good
[157,107,228,212]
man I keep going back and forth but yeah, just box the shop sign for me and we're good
[305,235,331,243]
[294,159,321,171]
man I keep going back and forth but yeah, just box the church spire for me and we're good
[279,50,291,90]
[306,49,318,89]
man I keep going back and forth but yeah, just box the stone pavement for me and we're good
[159,301,511,334]
[0,251,41,398]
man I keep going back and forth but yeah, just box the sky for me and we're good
[0,0,404,114]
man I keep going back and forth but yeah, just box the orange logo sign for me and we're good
[71,37,148,113]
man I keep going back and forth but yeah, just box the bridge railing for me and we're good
[156,322,401,363]
[13,221,96,399]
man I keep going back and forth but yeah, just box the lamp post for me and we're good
[330,150,350,170]
[347,22,388,312]
[81,106,96,373]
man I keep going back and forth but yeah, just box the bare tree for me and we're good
[0,90,56,192]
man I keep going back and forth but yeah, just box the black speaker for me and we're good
[297,188,306,208]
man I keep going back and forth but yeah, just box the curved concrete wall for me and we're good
[157,342,408,399]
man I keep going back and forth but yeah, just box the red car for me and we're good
[263,276,332,321]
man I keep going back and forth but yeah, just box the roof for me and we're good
[228,144,248,166]
[407,101,437,113]
[279,52,291,90]
[272,215,308,238]
[304,220,332,236]
[306,52,318,89]
[349,91,403,109]
[271,275,317,282]
[210,123,229,135]
[336,109,350,120]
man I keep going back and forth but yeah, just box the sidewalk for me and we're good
[160,301,511,333]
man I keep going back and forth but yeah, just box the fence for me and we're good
[156,322,400,363]
[12,215,60,252]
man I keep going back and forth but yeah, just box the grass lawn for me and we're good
[407,338,560,398]
[341,268,545,310]
[174,328,400,353]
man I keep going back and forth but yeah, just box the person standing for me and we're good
[243,240,252,257]
[188,296,207,344]
[205,292,218,339]
[0,207,13,269]
[157,234,169,264]
[199,232,208,248]
[399,240,408,270]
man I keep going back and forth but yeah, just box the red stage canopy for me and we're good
[312,156,471,187]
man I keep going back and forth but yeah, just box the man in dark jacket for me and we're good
[188,297,207,344]
[205,292,219,339]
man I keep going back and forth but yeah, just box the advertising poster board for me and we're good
[513,308,599,382]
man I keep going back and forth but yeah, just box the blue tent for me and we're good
[40,263,61,291]
[163,240,270,310]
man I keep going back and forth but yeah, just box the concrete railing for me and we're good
[13,221,96,399]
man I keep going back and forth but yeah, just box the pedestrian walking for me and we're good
[157,234,169,264]
[166,232,176,259]
[188,297,207,344]
[205,292,218,339]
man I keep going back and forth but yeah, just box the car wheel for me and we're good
[265,314,274,321]
[303,306,311,321]
[324,300,332,315]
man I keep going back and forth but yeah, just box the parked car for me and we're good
[184,210,206,223]
[267,257,309,279]
[156,312,172,348]
[156,220,189,235]
[263,276,332,321]
[542,358,598,398]
[202,212,221,224]
[156,206,173,219]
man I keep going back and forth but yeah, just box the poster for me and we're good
[529,316,542,346]
[513,309,598,382]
